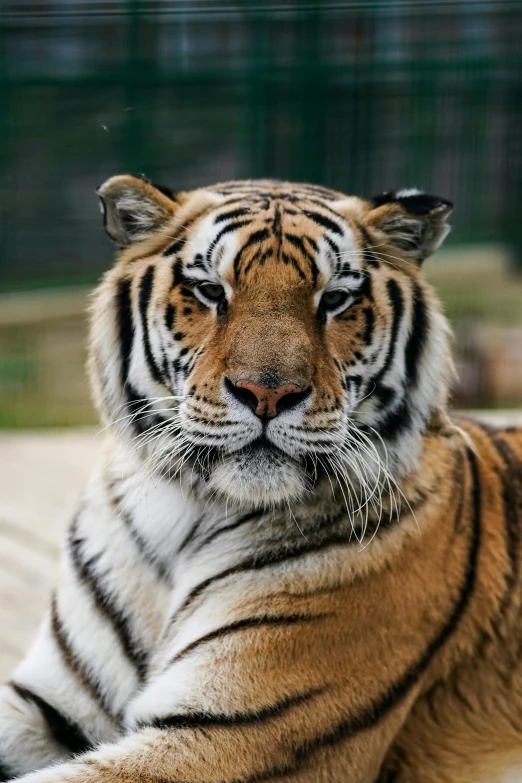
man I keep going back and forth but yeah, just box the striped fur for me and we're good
[2,178,522,782]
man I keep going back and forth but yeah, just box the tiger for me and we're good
[1,174,522,783]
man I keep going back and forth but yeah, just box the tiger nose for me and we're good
[229,379,310,418]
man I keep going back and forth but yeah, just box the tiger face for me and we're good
[91,177,454,508]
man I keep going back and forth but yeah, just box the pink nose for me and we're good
[235,380,304,418]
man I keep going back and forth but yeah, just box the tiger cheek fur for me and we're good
[6,177,522,783]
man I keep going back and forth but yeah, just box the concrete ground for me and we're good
[0,430,101,679]
[1,411,522,681]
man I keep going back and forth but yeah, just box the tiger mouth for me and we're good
[192,435,326,489]
[190,434,322,468]
[234,437,304,467]
[242,437,290,458]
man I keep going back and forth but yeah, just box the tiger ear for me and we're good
[367,189,453,263]
[96,175,178,246]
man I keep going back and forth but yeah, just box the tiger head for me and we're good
[90,176,454,508]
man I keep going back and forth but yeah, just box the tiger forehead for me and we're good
[182,190,360,287]
[207,178,347,201]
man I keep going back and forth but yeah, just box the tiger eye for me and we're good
[198,283,226,302]
[321,290,349,309]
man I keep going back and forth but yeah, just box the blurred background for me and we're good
[0,0,522,677]
[0,0,522,427]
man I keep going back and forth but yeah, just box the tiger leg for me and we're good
[0,476,165,780]
[4,622,415,783]
[0,610,120,780]
[3,565,431,783]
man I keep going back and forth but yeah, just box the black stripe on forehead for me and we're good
[211,179,343,200]
[300,195,348,221]
[272,202,282,239]
[285,233,319,287]
[296,183,342,200]
[233,228,271,280]
[164,238,185,257]
[303,210,344,236]
[211,183,261,194]
[214,206,251,224]
[242,247,273,277]
[281,252,306,281]
[185,252,210,274]
[355,222,381,268]
[206,219,252,266]
[163,202,223,258]
[322,234,342,272]
[213,194,254,206]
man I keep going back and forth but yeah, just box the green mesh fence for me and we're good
[0,0,521,291]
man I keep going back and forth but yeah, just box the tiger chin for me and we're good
[2,176,522,783]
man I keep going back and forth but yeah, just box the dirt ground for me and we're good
[1,411,522,681]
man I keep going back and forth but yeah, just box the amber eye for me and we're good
[197,283,226,302]
[320,290,350,310]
